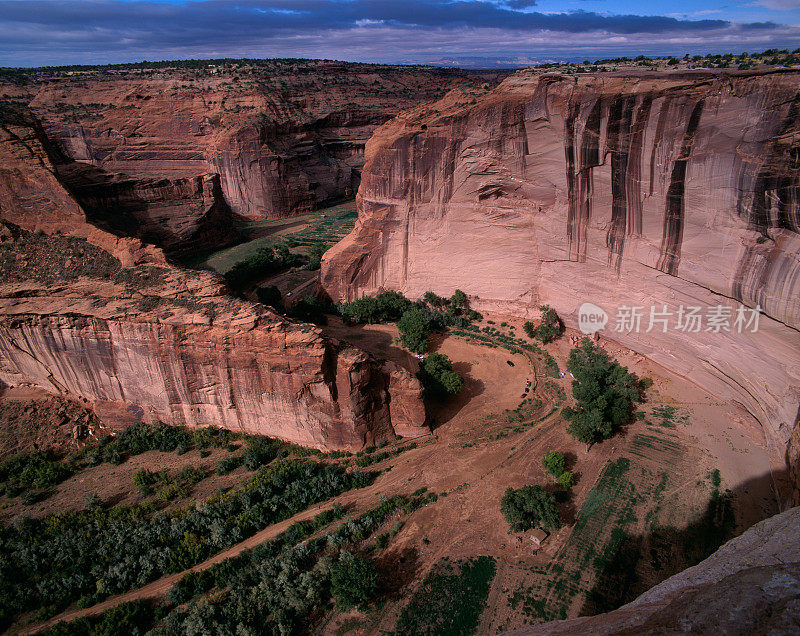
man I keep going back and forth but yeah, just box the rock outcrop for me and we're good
[506,506,800,634]
[322,69,800,475]
[0,120,428,450]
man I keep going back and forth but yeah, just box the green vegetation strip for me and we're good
[0,458,375,628]
[394,556,497,635]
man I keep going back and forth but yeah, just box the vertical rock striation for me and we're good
[322,70,800,466]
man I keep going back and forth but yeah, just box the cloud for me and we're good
[754,0,800,8]
[0,0,797,67]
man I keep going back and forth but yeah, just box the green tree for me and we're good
[500,485,560,532]
[397,306,432,353]
[541,451,565,477]
[562,338,641,450]
[330,551,378,609]
[417,352,463,398]
[557,471,575,490]
[534,305,562,343]
[450,289,468,309]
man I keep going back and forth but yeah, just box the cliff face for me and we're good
[0,121,428,450]
[322,70,800,462]
[2,61,497,228]
[55,162,238,260]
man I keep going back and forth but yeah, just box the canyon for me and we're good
[0,61,499,258]
[1,60,799,633]
[321,68,800,496]
[0,118,427,450]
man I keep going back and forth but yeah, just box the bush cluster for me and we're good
[85,423,236,467]
[541,451,575,490]
[417,353,463,398]
[0,450,76,498]
[156,493,431,634]
[339,290,412,324]
[0,459,374,628]
[224,244,301,289]
[523,305,562,344]
[562,339,641,448]
[500,484,560,532]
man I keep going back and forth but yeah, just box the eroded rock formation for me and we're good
[0,120,428,450]
[322,69,800,471]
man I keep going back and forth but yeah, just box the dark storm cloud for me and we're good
[0,0,795,67]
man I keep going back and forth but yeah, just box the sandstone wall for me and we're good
[0,312,422,450]
[322,70,800,455]
[55,162,238,259]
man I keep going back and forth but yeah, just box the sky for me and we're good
[1,0,799,68]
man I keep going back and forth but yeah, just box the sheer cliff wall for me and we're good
[321,70,800,473]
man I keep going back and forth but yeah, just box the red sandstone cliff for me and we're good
[0,120,427,450]
[322,69,800,463]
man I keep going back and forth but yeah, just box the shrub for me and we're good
[450,289,468,308]
[542,451,566,477]
[523,321,536,339]
[558,471,575,490]
[330,551,379,609]
[423,291,447,307]
[339,291,412,324]
[178,466,206,484]
[242,436,278,470]
[500,484,560,532]
[562,338,641,449]
[417,352,463,398]
[397,306,433,353]
[216,455,244,475]
[133,469,158,495]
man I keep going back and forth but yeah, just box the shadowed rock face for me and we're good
[0,121,428,450]
[505,506,800,635]
[322,69,800,471]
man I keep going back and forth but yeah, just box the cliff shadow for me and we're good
[426,361,485,431]
[577,466,791,618]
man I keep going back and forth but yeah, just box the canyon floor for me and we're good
[4,310,787,634]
